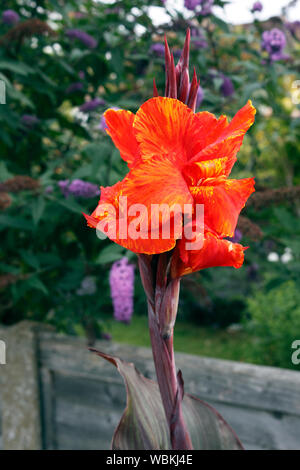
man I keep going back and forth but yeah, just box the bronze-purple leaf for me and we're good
[90,349,244,450]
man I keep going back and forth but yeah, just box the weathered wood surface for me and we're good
[39,330,300,450]
[1,322,300,450]
[0,322,42,450]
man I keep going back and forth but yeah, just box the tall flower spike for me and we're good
[157,29,200,110]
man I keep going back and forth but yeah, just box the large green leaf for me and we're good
[90,350,243,451]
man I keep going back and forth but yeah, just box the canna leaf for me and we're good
[90,349,243,451]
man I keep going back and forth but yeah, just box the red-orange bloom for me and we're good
[84,96,255,277]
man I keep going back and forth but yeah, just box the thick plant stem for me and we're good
[138,254,193,450]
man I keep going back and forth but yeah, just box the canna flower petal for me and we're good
[190,177,255,238]
[189,100,256,163]
[104,109,140,168]
[182,155,237,185]
[85,156,193,254]
[133,97,195,167]
[171,231,246,278]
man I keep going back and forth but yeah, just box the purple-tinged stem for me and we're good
[138,254,193,450]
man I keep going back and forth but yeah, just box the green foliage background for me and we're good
[0,0,299,369]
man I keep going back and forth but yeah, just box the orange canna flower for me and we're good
[84,96,256,277]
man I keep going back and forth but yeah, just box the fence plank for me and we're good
[0,322,42,450]
[1,322,300,450]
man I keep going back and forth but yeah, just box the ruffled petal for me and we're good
[190,177,255,238]
[104,109,140,168]
[133,97,195,168]
[182,155,237,185]
[84,156,193,254]
[189,101,256,163]
[171,231,246,278]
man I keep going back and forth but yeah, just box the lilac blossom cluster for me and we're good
[2,10,20,25]
[109,257,135,323]
[196,86,204,108]
[184,0,213,15]
[66,29,98,49]
[220,75,235,97]
[252,2,263,12]
[58,179,100,198]
[66,82,84,94]
[79,97,105,113]
[227,229,242,244]
[150,43,165,57]
[190,28,208,49]
[21,114,40,127]
[261,28,289,62]
[286,21,300,41]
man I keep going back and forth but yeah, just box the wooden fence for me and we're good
[0,321,300,450]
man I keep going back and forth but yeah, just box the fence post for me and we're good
[0,321,42,450]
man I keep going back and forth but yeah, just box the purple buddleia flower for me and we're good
[227,229,242,243]
[58,179,100,198]
[196,85,204,108]
[66,82,84,94]
[286,21,300,41]
[58,180,70,197]
[21,114,40,127]
[99,114,108,131]
[2,10,20,25]
[190,27,208,48]
[109,258,135,324]
[78,70,85,80]
[173,49,182,59]
[200,0,214,16]
[220,75,235,97]
[66,29,98,49]
[252,2,263,12]
[99,107,120,131]
[261,29,289,62]
[184,0,200,10]
[150,43,165,57]
[79,97,105,113]
[101,332,112,341]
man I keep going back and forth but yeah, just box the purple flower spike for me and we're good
[101,332,112,341]
[58,179,100,198]
[150,43,165,57]
[286,21,300,41]
[184,0,200,11]
[21,114,40,127]
[221,75,235,97]
[58,180,70,198]
[66,82,84,94]
[2,10,20,25]
[227,229,243,244]
[79,97,105,113]
[252,2,263,12]
[190,28,208,49]
[196,85,204,108]
[261,28,289,62]
[200,0,214,16]
[109,258,135,324]
[66,29,98,49]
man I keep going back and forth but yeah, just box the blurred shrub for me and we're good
[245,280,300,370]
[0,0,299,354]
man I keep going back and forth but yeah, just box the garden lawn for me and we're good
[104,315,261,366]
